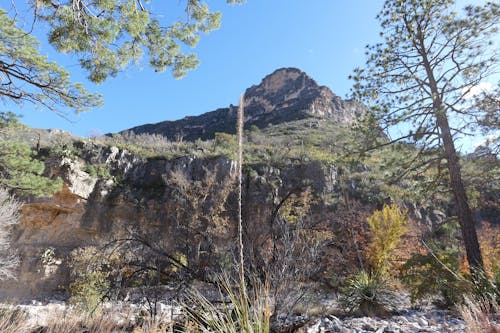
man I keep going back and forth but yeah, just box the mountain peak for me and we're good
[249,67,319,95]
[119,68,366,141]
[242,67,350,121]
[244,68,321,114]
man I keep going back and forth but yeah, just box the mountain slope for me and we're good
[119,68,366,141]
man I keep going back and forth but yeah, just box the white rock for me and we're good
[106,146,120,163]
[408,322,422,331]
[61,157,98,198]
[417,317,428,326]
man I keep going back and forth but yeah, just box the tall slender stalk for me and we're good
[180,96,270,332]
[237,94,247,303]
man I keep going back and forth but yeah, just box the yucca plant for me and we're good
[341,271,397,316]
[182,274,271,333]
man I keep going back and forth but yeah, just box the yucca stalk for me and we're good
[181,95,272,333]
[236,94,248,325]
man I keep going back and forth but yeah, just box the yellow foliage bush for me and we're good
[366,203,408,277]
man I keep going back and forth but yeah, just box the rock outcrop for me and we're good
[0,68,441,300]
[4,145,347,299]
[120,68,366,141]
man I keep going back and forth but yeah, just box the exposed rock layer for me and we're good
[120,68,366,141]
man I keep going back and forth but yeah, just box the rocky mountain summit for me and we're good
[120,68,366,141]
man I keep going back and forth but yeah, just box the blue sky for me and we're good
[7,0,381,137]
[2,0,496,153]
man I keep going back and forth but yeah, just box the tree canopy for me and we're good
[352,0,499,151]
[35,0,245,83]
[1,0,245,115]
[0,115,62,197]
[0,8,102,115]
[351,0,499,271]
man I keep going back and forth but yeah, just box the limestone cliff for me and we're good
[4,143,348,299]
[120,68,366,141]
[0,68,449,300]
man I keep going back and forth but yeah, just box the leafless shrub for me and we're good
[168,166,235,276]
[266,216,323,315]
[0,188,21,281]
[252,188,324,315]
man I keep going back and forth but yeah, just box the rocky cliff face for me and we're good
[0,68,425,300]
[120,68,366,141]
[4,143,347,299]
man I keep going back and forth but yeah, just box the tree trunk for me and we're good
[435,112,484,271]
[417,29,485,272]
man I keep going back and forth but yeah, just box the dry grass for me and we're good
[0,304,179,333]
[39,309,124,333]
[132,311,177,333]
[458,295,500,333]
[0,306,35,333]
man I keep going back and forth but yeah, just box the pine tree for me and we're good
[0,9,102,115]
[1,1,245,114]
[0,114,62,197]
[10,0,245,83]
[351,0,499,272]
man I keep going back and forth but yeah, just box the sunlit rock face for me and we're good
[3,148,343,300]
[243,68,365,124]
[120,68,366,141]
[0,68,372,300]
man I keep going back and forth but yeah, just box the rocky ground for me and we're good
[298,310,471,333]
[6,299,498,333]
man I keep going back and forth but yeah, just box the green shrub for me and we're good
[69,247,111,315]
[0,139,63,196]
[213,132,237,159]
[469,267,499,304]
[400,247,471,307]
[84,163,111,178]
[341,271,398,316]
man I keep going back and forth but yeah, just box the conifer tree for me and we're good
[7,0,245,83]
[0,9,102,115]
[1,1,244,114]
[0,114,62,197]
[351,0,499,272]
